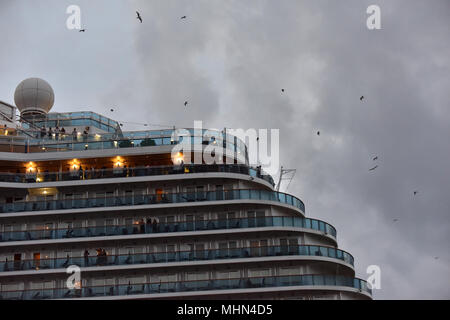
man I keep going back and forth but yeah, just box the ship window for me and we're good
[249,268,270,277]
[186,272,208,281]
[279,267,301,276]
[150,274,176,283]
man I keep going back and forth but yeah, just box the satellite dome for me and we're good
[14,78,54,116]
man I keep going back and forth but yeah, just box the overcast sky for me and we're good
[0,0,449,299]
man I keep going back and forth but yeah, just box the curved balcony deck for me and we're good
[0,216,336,244]
[0,244,353,273]
[0,164,274,187]
[0,189,305,215]
[0,275,371,300]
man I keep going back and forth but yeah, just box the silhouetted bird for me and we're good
[181,16,187,19]
[360,96,364,101]
[281,89,285,93]
[413,191,418,196]
[373,156,378,161]
[110,109,114,112]
[369,165,378,171]
[79,29,86,32]
[393,219,398,222]
[317,131,320,136]
[136,11,143,23]
[184,101,188,107]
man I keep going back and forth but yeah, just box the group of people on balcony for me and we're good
[38,126,90,142]
[83,248,108,267]
[40,126,66,139]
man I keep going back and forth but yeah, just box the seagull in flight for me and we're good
[369,165,378,171]
[413,191,419,196]
[181,16,187,19]
[110,108,114,112]
[136,11,143,23]
[281,89,285,93]
[373,156,378,161]
[317,131,320,136]
[184,101,188,107]
[79,29,86,32]
[360,96,364,101]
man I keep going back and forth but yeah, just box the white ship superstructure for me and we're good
[0,78,372,300]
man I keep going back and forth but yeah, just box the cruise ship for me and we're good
[0,78,372,300]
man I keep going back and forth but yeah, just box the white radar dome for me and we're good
[14,78,54,116]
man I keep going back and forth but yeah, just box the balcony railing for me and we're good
[0,164,274,186]
[0,216,336,243]
[0,275,371,300]
[1,244,353,273]
[0,127,248,156]
[0,189,305,214]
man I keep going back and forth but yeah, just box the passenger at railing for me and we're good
[83,130,88,142]
[14,169,21,183]
[139,219,145,234]
[96,248,107,266]
[65,226,74,238]
[72,128,78,141]
[25,170,36,183]
[126,281,133,294]
[48,127,53,139]
[84,250,90,266]
[55,126,60,140]
[40,126,46,138]
[4,258,9,271]
[78,166,84,180]
[152,219,158,233]
[89,167,95,179]
[60,127,66,140]
[146,218,152,232]
[62,254,70,268]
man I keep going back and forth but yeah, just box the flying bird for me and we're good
[369,165,378,171]
[79,29,86,32]
[281,89,285,93]
[317,131,320,136]
[413,191,418,196]
[360,96,364,101]
[110,108,114,112]
[393,219,398,222]
[373,156,378,161]
[181,16,187,19]
[434,257,439,260]
[184,101,188,107]
[136,11,143,23]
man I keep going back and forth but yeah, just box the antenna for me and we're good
[276,166,296,192]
